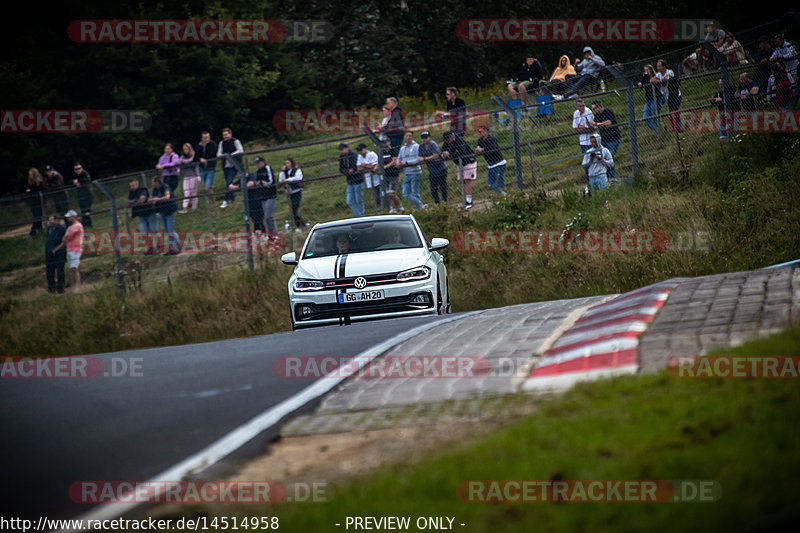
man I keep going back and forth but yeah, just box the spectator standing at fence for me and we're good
[735,72,760,120]
[572,98,594,179]
[128,178,157,254]
[588,101,620,184]
[417,131,448,204]
[71,162,93,228]
[44,165,69,216]
[564,47,605,99]
[44,214,66,293]
[474,125,507,195]
[766,62,796,111]
[25,168,44,236]
[53,210,83,289]
[178,143,201,213]
[436,87,467,137]
[217,127,244,208]
[711,78,741,139]
[582,134,614,192]
[752,36,775,92]
[196,131,217,204]
[720,32,748,66]
[374,105,391,142]
[397,131,425,210]
[279,157,306,231]
[539,54,575,95]
[357,143,381,209]
[339,143,365,217]
[228,164,266,235]
[655,60,682,132]
[384,97,405,149]
[380,139,404,213]
[638,65,661,133]
[156,143,180,195]
[441,131,477,209]
[771,34,798,80]
[150,176,180,254]
[256,157,279,239]
[507,54,544,105]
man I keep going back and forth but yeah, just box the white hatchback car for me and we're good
[281,215,450,329]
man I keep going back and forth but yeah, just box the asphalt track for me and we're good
[0,314,450,521]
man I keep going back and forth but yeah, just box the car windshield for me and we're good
[303,219,423,258]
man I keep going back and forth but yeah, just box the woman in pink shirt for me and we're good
[53,210,84,289]
[179,143,201,213]
[156,143,180,195]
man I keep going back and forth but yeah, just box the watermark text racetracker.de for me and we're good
[669,110,800,134]
[82,231,285,254]
[68,20,332,43]
[456,19,719,42]
[667,356,800,379]
[272,108,490,134]
[1,356,143,379]
[1,110,151,133]
[458,479,721,502]
[450,230,713,253]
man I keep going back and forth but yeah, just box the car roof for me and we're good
[312,214,416,230]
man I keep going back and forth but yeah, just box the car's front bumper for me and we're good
[290,278,437,327]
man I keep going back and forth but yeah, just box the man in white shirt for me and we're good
[356,143,381,209]
[572,98,594,180]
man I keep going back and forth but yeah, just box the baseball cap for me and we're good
[420,131,430,137]
[45,165,53,171]
[64,210,78,218]
[442,131,454,140]
[583,46,592,53]
[338,143,348,149]
[255,156,265,163]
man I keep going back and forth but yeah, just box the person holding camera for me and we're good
[581,133,614,192]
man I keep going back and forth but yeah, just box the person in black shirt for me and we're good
[441,131,477,208]
[589,101,621,183]
[751,36,775,92]
[384,97,405,149]
[71,162,93,227]
[128,178,157,253]
[25,168,44,235]
[711,78,740,139]
[44,165,69,215]
[436,87,467,137]
[380,140,403,213]
[507,54,544,105]
[735,72,759,112]
[474,126,507,194]
[196,131,218,203]
[150,176,180,254]
[339,143,365,217]
[45,214,67,293]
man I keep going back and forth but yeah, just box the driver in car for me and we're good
[336,234,350,254]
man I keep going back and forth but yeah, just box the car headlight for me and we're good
[396,266,431,282]
[294,279,325,291]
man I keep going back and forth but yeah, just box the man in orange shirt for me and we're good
[53,210,84,289]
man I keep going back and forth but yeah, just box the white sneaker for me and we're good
[219,201,228,209]
[398,206,405,212]
[464,202,473,210]
[295,228,301,233]
[500,190,507,196]
[178,209,189,214]
[388,208,397,214]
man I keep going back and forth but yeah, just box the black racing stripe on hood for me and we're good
[338,254,348,278]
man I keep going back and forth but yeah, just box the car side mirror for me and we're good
[281,252,298,265]
[429,238,449,251]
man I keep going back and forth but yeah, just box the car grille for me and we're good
[295,291,434,321]
[319,272,404,290]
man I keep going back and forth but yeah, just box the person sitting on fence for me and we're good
[564,46,605,99]
[539,54,575,95]
[507,54,544,105]
[581,133,614,192]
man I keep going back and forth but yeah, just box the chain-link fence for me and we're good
[2,13,798,295]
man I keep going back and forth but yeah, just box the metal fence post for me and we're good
[228,157,253,271]
[607,65,638,176]
[492,96,523,190]
[92,181,124,297]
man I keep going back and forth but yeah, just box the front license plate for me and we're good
[339,290,385,303]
